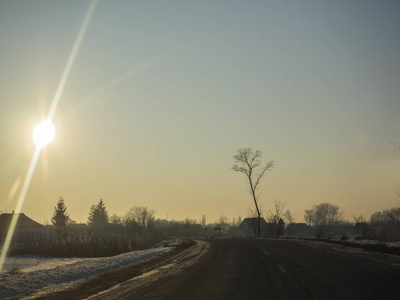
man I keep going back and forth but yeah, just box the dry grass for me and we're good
[372,231,400,243]
[8,234,166,258]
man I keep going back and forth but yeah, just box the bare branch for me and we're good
[232,164,249,175]
[253,160,274,190]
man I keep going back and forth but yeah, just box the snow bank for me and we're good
[0,243,175,299]
[309,236,400,251]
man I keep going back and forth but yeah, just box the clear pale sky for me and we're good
[0,1,399,225]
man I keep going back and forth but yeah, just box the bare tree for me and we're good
[267,199,285,224]
[267,199,287,236]
[371,207,400,231]
[304,202,343,237]
[386,208,400,230]
[125,206,156,232]
[216,215,230,233]
[283,209,295,224]
[218,214,230,225]
[353,214,372,239]
[110,214,123,226]
[233,148,274,237]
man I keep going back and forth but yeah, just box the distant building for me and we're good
[0,212,55,243]
[202,214,206,227]
[237,217,272,237]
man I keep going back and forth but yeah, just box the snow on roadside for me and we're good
[0,242,176,299]
[344,238,400,248]
[1,256,86,274]
[308,236,400,249]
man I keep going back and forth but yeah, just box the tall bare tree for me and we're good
[233,148,274,237]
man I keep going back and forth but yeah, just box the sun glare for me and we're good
[33,120,55,148]
[0,0,97,275]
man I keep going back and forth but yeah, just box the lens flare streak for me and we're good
[0,0,98,273]
[47,0,97,121]
[0,147,41,272]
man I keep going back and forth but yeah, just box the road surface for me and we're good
[88,238,400,300]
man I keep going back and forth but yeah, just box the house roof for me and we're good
[238,217,268,229]
[0,213,44,231]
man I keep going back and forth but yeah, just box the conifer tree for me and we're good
[87,199,109,228]
[51,197,70,240]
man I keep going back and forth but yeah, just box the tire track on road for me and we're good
[85,240,208,300]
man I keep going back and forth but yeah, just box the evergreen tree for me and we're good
[87,199,109,228]
[51,197,70,240]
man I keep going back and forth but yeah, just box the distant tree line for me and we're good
[300,202,400,241]
[50,195,400,247]
[50,198,240,241]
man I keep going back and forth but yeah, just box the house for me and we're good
[237,217,273,237]
[0,212,55,243]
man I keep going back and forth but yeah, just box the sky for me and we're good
[0,0,399,225]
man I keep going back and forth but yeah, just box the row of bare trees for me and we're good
[353,207,400,241]
[232,147,400,240]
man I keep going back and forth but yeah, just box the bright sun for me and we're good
[33,120,55,148]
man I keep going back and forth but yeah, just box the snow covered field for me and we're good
[0,240,179,299]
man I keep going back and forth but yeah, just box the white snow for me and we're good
[313,236,400,249]
[0,241,177,299]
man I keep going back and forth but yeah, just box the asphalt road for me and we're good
[99,238,400,300]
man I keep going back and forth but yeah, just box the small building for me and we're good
[0,212,56,243]
[67,223,89,234]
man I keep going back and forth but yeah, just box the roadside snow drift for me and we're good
[0,243,175,299]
